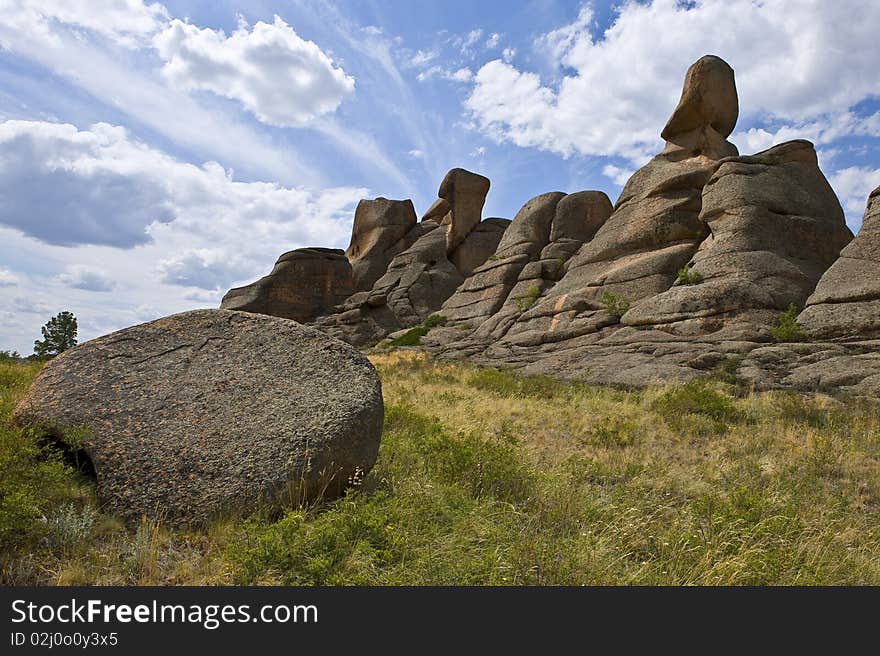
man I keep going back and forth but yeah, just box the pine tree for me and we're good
[33,311,78,357]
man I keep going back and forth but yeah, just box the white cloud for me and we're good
[409,48,439,67]
[56,265,117,292]
[156,249,256,290]
[153,16,355,127]
[450,67,473,83]
[602,164,633,186]
[485,33,500,49]
[502,47,516,63]
[828,167,880,228]
[417,66,473,83]
[408,149,424,158]
[0,267,19,287]
[0,0,168,47]
[460,28,483,55]
[0,7,319,186]
[465,1,880,165]
[0,119,367,281]
[732,112,880,154]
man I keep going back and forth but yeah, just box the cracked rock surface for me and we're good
[13,309,384,526]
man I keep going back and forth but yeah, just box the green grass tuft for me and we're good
[600,290,630,318]
[771,304,807,343]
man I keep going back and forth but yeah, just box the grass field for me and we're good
[1,351,879,585]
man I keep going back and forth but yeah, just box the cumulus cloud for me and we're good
[0,120,367,291]
[829,167,880,227]
[0,0,168,46]
[602,164,634,186]
[153,16,355,127]
[156,249,256,290]
[0,121,175,247]
[56,265,117,292]
[465,1,880,164]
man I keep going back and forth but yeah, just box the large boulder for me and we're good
[661,54,739,160]
[221,248,354,322]
[623,140,853,337]
[799,185,880,338]
[437,168,491,252]
[13,310,384,526]
[346,197,419,291]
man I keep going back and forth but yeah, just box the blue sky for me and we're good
[1,0,880,353]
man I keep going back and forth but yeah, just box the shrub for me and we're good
[676,266,703,285]
[0,425,76,552]
[389,326,429,347]
[600,290,630,318]
[771,304,806,343]
[515,284,541,311]
[652,381,743,434]
[423,314,447,329]
[466,367,570,398]
[45,503,97,551]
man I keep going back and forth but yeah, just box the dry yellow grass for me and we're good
[2,351,879,585]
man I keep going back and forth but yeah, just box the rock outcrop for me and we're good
[346,197,418,291]
[220,248,354,323]
[799,186,880,339]
[489,55,739,347]
[211,54,880,396]
[315,168,497,346]
[623,140,852,338]
[13,310,384,526]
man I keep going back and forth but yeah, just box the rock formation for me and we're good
[314,167,498,345]
[623,140,852,337]
[220,247,354,323]
[799,186,880,338]
[13,310,384,526]
[346,197,418,291]
[211,53,880,394]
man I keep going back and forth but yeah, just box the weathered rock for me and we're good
[441,192,566,329]
[496,55,740,346]
[661,54,739,159]
[221,248,354,322]
[346,197,418,290]
[438,168,491,253]
[623,140,853,336]
[316,169,495,346]
[450,218,511,276]
[13,310,384,526]
[542,191,613,260]
[800,185,880,338]
[422,198,451,223]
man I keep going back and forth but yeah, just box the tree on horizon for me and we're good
[33,311,78,357]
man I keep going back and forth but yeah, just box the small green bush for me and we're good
[423,314,447,329]
[466,368,572,399]
[771,304,806,343]
[389,326,429,347]
[600,290,630,318]
[652,381,743,434]
[676,266,703,285]
[515,284,541,311]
